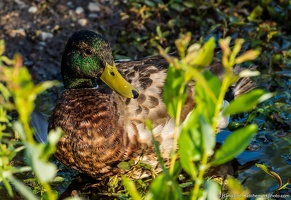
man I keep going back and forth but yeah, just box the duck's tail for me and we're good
[209,62,257,102]
[30,109,48,143]
[209,63,257,130]
[226,65,257,101]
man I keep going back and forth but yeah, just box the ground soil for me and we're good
[0,0,126,84]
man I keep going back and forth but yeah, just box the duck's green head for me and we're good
[61,30,139,98]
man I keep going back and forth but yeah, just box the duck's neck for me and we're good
[63,76,97,89]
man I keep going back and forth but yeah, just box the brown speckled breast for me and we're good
[49,88,136,178]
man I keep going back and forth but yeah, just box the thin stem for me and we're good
[192,152,209,200]
[212,71,231,132]
[23,119,35,144]
[42,182,56,200]
[169,85,185,176]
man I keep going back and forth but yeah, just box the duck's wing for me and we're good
[116,56,195,158]
[30,109,48,143]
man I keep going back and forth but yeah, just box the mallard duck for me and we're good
[48,30,254,179]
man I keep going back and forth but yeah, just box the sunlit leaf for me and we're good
[205,180,220,200]
[224,89,271,115]
[255,163,282,189]
[248,6,263,22]
[0,83,11,101]
[226,176,249,199]
[201,116,215,156]
[145,173,182,200]
[123,176,142,200]
[179,111,201,178]
[229,39,244,66]
[175,32,191,58]
[0,40,5,55]
[163,65,187,118]
[219,37,231,67]
[118,162,131,170]
[238,69,260,77]
[212,124,257,166]
[187,37,215,68]
[235,50,260,64]
[13,121,27,141]
[48,127,63,146]
[25,144,57,182]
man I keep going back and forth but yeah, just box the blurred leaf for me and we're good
[179,111,201,178]
[7,175,38,200]
[226,176,249,199]
[0,40,5,55]
[224,89,272,115]
[201,116,215,156]
[122,176,142,200]
[220,37,231,67]
[13,121,27,141]
[235,50,260,64]
[41,128,63,160]
[170,3,185,12]
[25,144,57,183]
[229,39,244,66]
[248,6,263,22]
[48,127,63,146]
[255,163,282,189]
[175,32,191,58]
[145,173,182,200]
[194,71,221,117]
[0,83,11,101]
[2,177,13,197]
[238,69,260,77]
[205,180,220,200]
[187,37,215,68]
[212,124,257,166]
[118,161,131,170]
[163,65,187,118]
[108,175,119,192]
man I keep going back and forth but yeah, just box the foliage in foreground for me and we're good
[0,40,80,200]
[2,30,288,199]
[121,35,272,199]
[0,31,276,199]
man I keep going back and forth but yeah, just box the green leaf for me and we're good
[122,176,142,200]
[145,174,182,200]
[187,37,215,68]
[179,111,201,178]
[13,121,27,141]
[0,40,5,55]
[224,89,272,115]
[201,116,215,156]
[205,180,220,200]
[255,163,282,189]
[25,144,57,182]
[0,83,11,101]
[7,175,38,200]
[248,6,263,22]
[226,176,249,199]
[212,124,257,166]
[48,127,63,146]
[235,50,260,64]
[118,161,131,170]
[163,65,187,118]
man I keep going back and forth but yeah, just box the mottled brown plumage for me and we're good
[49,30,255,179]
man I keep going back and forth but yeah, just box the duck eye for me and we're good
[110,72,115,76]
[85,48,94,56]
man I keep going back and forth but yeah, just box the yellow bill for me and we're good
[100,63,139,98]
